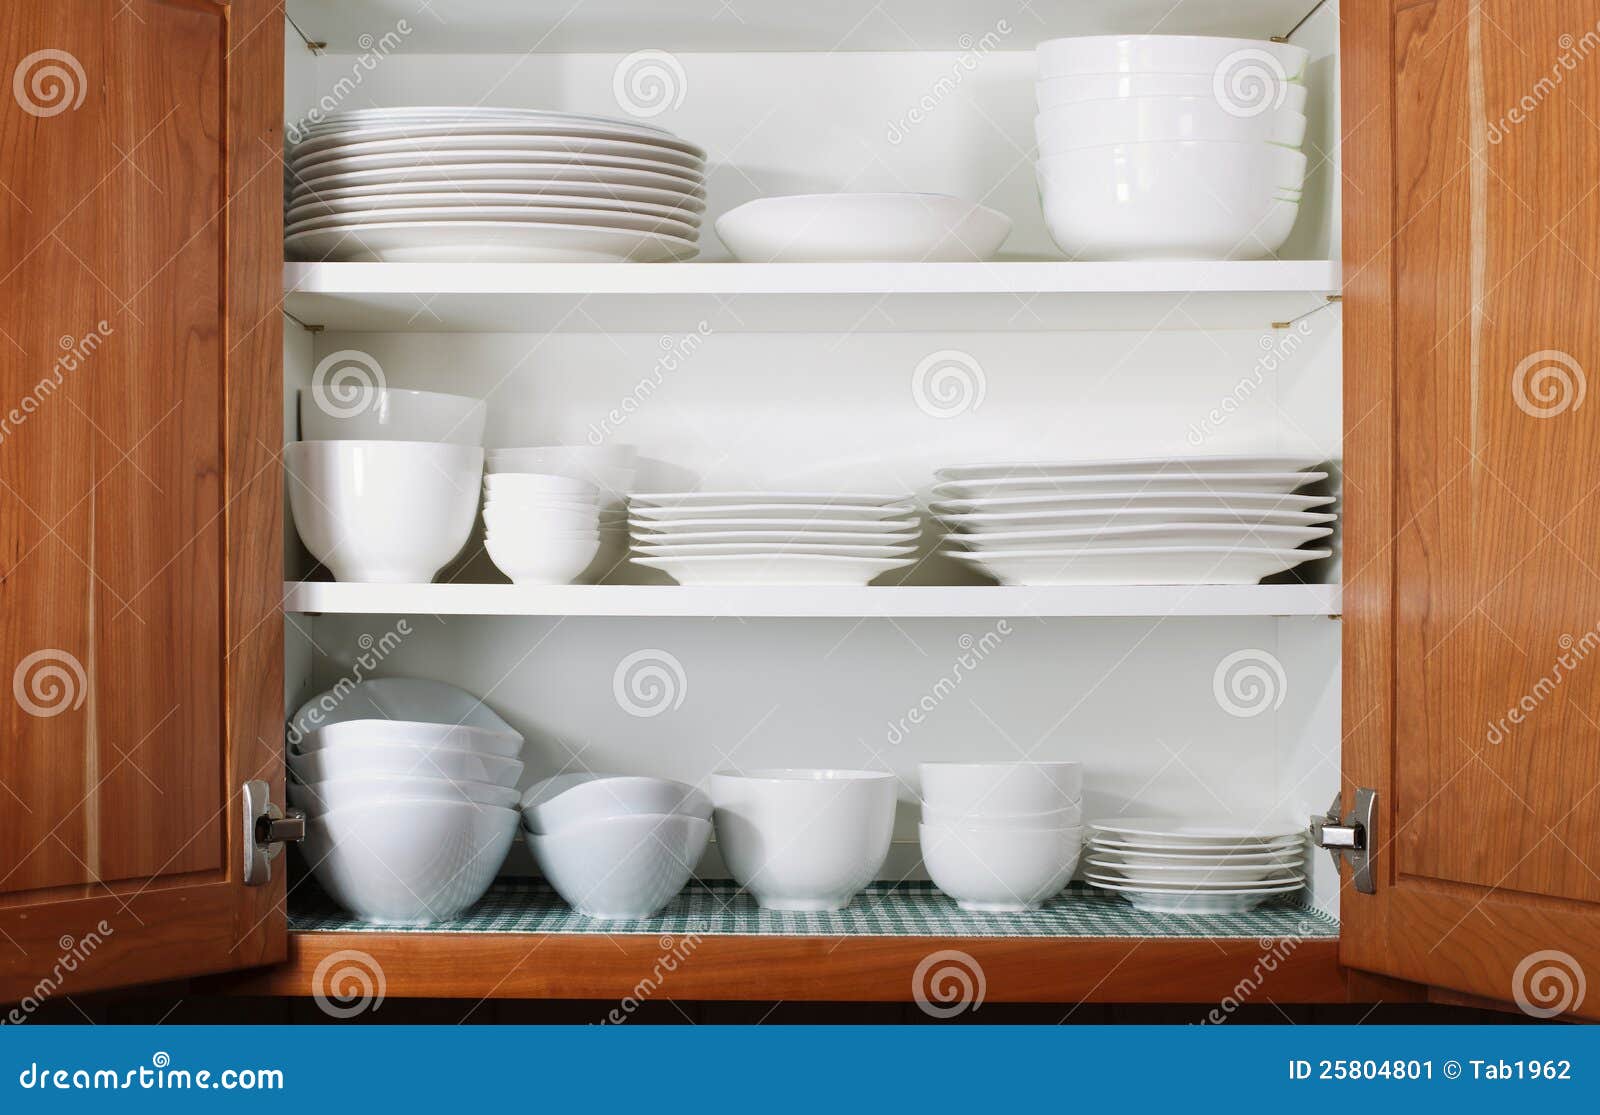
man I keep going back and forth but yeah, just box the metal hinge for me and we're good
[1311,788,1376,894]
[243,779,306,887]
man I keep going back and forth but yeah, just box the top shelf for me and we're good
[285,0,1325,54]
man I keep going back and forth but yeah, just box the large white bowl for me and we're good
[288,774,520,814]
[919,761,1082,817]
[288,740,524,787]
[285,440,483,582]
[1037,142,1305,260]
[920,822,1082,912]
[302,798,518,924]
[527,812,711,919]
[288,676,521,751]
[292,719,523,759]
[1036,72,1309,114]
[1035,98,1306,154]
[716,193,1012,263]
[709,769,896,911]
[523,775,713,834]
[1036,35,1310,82]
[298,386,486,445]
[484,532,601,584]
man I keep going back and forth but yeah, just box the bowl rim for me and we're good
[711,767,896,783]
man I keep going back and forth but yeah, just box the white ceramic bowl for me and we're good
[523,775,713,834]
[484,473,601,501]
[288,774,520,814]
[288,676,522,750]
[292,719,523,759]
[302,798,518,924]
[522,772,608,808]
[285,440,483,582]
[919,761,1082,817]
[922,803,1082,829]
[485,532,602,584]
[288,740,524,787]
[482,506,600,535]
[1037,142,1305,260]
[1035,98,1306,154]
[1036,72,1309,114]
[1035,35,1310,82]
[298,386,486,445]
[920,822,1083,912]
[527,813,711,919]
[715,194,1012,263]
[709,769,896,911]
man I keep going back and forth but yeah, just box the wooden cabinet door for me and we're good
[0,0,284,1004]
[1344,0,1600,1018]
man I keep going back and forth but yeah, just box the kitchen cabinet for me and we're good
[1,0,1596,1019]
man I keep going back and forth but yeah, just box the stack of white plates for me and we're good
[1034,35,1311,259]
[482,473,605,584]
[627,491,920,585]
[931,455,1334,586]
[285,106,706,262]
[1084,818,1308,914]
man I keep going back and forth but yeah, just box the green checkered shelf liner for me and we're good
[288,879,1339,940]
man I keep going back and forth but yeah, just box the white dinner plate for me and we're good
[631,517,919,535]
[634,553,914,586]
[1088,881,1303,915]
[943,507,1335,532]
[286,205,698,240]
[292,122,706,162]
[286,221,700,263]
[292,131,704,172]
[287,191,704,227]
[1086,859,1306,884]
[628,528,921,545]
[298,106,677,137]
[291,178,708,213]
[291,161,708,202]
[1091,818,1307,842]
[629,491,910,508]
[950,545,1331,585]
[934,455,1326,481]
[1084,870,1306,891]
[291,145,705,184]
[947,523,1333,550]
[1090,846,1304,867]
[1089,835,1307,855]
[932,471,1329,499]
[932,490,1337,515]
[633,541,918,558]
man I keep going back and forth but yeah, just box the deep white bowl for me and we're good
[716,193,1012,263]
[710,769,896,911]
[922,803,1082,829]
[1035,35,1310,82]
[288,740,524,787]
[288,774,520,814]
[1036,72,1309,114]
[1035,98,1306,154]
[302,798,518,924]
[920,822,1083,912]
[484,532,602,584]
[285,440,482,582]
[523,775,713,834]
[298,386,486,445]
[919,761,1083,817]
[526,812,711,919]
[292,719,523,759]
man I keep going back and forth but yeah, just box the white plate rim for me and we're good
[1086,877,1306,896]
[1091,818,1308,841]
[934,455,1327,480]
[292,122,706,161]
[931,471,1330,497]
[286,205,699,237]
[290,161,707,200]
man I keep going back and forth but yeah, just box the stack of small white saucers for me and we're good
[627,491,921,586]
[918,762,1084,912]
[488,446,636,582]
[522,774,712,919]
[285,106,705,262]
[482,472,605,584]
[287,678,524,925]
[1084,818,1307,914]
[931,455,1334,586]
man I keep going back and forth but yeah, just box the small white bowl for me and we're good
[523,775,713,834]
[920,822,1083,912]
[485,532,602,585]
[288,774,520,814]
[483,510,602,538]
[286,440,483,583]
[710,768,896,911]
[1036,72,1309,114]
[292,718,523,759]
[1035,35,1310,82]
[484,473,601,501]
[922,803,1082,829]
[299,386,486,445]
[1035,98,1306,154]
[303,798,518,924]
[527,812,711,919]
[716,193,1012,263]
[919,761,1082,817]
[288,740,524,787]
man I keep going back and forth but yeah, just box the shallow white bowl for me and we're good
[484,472,600,501]
[288,774,520,814]
[919,761,1083,817]
[288,740,524,787]
[527,812,711,919]
[485,532,601,584]
[1036,72,1309,114]
[716,193,1012,263]
[710,769,896,911]
[1035,98,1306,154]
[523,775,712,834]
[303,798,518,924]
[292,718,523,759]
[285,440,483,582]
[298,386,486,446]
[922,803,1082,829]
[920,822,1082,912]
[288,677,520,750]
[1036,35,1310,82]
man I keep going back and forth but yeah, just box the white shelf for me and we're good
[284,581,1340,618]
[283,260,1341,333]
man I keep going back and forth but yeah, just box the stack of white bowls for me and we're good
[522,774,712,919]
[287,678,523,924]
[918,762,1083,912]
[287,385,485,583]
[1034,35,1312,259]
[481,473,605,584]
[488,445,636,581]
[1084,818,1308,914]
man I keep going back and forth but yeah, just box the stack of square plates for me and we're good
[1084,818,1308,914]
[930,455,1335,585]
[285,106,705,262]
[627,491,920,585]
